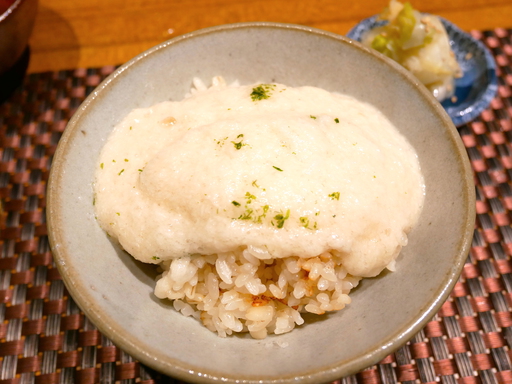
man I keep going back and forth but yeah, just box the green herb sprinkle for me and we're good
[328,192,340,200]
[250,84,275,101]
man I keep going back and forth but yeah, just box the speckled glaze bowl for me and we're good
[47,22,475,384]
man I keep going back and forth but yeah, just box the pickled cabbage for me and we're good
[361,0,462,101]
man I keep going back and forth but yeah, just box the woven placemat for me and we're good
[1,28,512,384]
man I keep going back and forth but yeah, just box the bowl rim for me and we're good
[47,21,476,384]
[0,0,25,22]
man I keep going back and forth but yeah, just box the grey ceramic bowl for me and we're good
[47,22,475,384]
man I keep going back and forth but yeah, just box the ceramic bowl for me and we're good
[47,22,475,384]
[0,0,38,74]
[346,16,498,127]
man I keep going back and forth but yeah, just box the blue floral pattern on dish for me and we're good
[347,16,498,127]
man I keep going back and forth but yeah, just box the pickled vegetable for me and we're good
[362,0,462,101]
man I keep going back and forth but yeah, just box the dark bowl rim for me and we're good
[0,0,26,22]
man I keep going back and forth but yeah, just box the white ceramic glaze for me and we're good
[47,22,475,384]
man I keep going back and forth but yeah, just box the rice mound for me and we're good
[154,247,361,339]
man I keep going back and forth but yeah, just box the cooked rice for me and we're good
[154,247,361,339]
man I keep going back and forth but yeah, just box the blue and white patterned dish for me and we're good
[347,16,498,127]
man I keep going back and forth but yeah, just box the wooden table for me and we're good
[28,0,512,74]
[4,2,512,383]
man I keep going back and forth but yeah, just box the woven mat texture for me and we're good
[1,28,512,384]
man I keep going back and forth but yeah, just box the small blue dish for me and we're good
[347,16,498,127]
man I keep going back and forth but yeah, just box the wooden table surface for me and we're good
[28,0,512,74]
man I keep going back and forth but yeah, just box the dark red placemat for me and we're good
[1,28,512,384]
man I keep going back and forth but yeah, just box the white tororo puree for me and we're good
[94,77,425,278]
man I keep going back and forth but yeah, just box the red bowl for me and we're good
[0,0,38,74]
